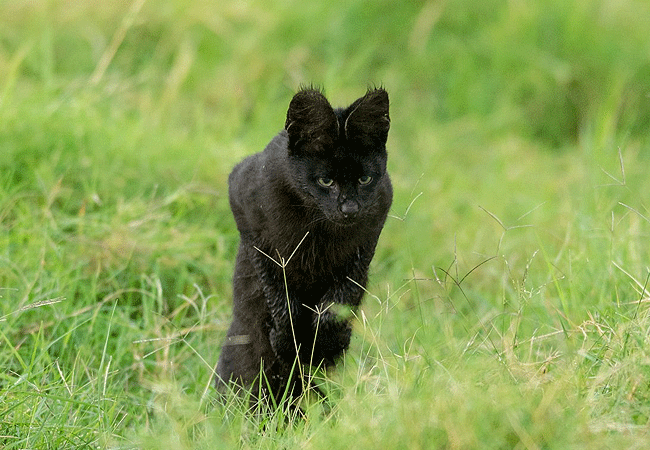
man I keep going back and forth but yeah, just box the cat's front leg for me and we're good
[311,281,366,365]
[310,310,352,366]
[310,245,376,364]
[269,323,299,362]
[246,240,304,364]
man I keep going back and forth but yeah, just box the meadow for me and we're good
[1,0,650,448]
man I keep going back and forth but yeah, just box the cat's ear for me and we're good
[344,88,390,147]
[285,88,338,153]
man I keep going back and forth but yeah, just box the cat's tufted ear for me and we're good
[344,88,390,148]
[285,88,338,153]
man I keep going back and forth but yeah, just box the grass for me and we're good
[1,0,650,448]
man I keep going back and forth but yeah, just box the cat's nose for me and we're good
[339,200,359,217]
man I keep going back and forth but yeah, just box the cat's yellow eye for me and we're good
[317,177,334,188]
[358,175,373,185]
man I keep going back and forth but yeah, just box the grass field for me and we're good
[2,0,650,448]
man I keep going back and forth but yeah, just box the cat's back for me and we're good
[228,132,287,190]
[228,132,287,233]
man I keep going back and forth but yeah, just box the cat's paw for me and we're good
[312,316,352,365]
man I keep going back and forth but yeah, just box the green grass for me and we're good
[2,0,650,448]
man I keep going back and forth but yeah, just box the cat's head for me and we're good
[284,87,390,226]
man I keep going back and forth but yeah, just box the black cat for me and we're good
[216,87,392,405]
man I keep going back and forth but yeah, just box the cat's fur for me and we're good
[216,87,392,404]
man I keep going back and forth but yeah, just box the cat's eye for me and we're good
[358,175,373,185]
[317,177,334,188]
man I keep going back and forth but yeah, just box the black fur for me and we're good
[216,87,392,404]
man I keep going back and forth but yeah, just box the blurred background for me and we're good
[3,0,649,271]
[2,0,650,447]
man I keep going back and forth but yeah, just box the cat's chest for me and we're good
[276,230,360,278]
